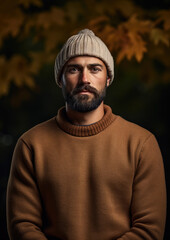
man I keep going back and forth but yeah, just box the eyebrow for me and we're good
[66,63,104,68]
[66,64,81,68]
[88,64,103,68]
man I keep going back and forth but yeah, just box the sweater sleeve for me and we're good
[117,134,166,240]
[6,138,48,240]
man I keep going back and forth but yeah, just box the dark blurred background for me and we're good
[0,0,170,239]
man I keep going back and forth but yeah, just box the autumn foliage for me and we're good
[0,0,170,96]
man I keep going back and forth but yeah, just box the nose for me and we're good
[79,69,90,84]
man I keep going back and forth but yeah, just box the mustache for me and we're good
[72,85,98,95]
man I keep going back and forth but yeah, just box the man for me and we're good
[7,29,166,240]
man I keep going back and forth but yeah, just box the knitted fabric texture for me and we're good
[54,29,114,86]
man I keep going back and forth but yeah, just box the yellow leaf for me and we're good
[150,28,169,46]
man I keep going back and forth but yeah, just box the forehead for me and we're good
[65,56,106,67]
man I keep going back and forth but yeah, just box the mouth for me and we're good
[78,90,91,94]
[73,85,98,96]
[77,91,94,97]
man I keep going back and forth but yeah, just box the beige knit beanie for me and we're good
[54,29,114,87]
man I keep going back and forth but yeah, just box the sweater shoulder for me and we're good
[114,115,153,139]
[19,117,58,143]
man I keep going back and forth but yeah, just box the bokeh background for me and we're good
[0,0,170,239]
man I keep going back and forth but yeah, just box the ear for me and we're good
[106,77,110,87]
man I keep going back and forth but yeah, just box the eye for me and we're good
[66,67,80,74]
[90,67,101,73]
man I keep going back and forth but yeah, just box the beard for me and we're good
[62,83,107,113]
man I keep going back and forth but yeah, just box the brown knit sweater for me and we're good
[7,105,166,240]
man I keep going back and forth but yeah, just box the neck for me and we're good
[65,102,105,125]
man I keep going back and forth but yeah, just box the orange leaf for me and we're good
[124,14,153,34]
[115,25,147,63]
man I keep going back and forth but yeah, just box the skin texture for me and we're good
[61,56,110,125]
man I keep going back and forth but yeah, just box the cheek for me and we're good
[96,76,107,88]
[63,76,78,92]
[93,71,107,85]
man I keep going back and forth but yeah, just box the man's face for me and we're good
[61,56,110,112]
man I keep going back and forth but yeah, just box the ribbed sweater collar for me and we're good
[56,105,116,137]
